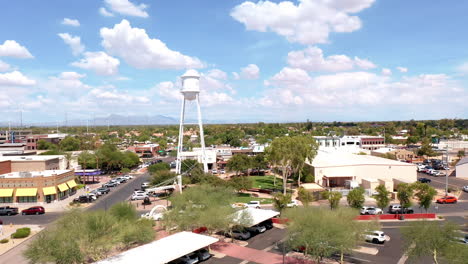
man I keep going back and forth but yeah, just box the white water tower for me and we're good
[175,69,208,174]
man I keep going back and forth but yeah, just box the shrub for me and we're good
[11,227,31,239]
[0,238,9,243]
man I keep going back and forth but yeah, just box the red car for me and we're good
[436,196,458,204]
[21,206,45,215]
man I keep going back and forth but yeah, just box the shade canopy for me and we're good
[233,208,280,227]
[94,232,218,264]
[57,183,69,192]
[66,180,77,188]
[0,189,13,197]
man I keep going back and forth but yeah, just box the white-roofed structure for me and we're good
[233,208,279,227]
[308,150,416,191]
[94,232,218,264]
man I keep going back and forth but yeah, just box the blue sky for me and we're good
[0,0,467,125]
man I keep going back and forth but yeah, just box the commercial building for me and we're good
[25,133,68,150]
[308,150,417,191]
[0,170,77,203]
[455,157,468,178]
[435,140,468,151]
[0,130,33,144]
[0,155,67,172]
[371,148,416,162]
[179,147,217,170]
[313,135,385,152]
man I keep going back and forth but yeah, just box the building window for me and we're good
[17,196,37,203]
[0,197,12,203]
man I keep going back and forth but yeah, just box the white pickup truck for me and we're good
[245,201,261,209]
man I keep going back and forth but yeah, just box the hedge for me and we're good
[11,227,31,239]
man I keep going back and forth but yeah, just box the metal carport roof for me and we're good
[94,231,218,264]
[233,208,280,227]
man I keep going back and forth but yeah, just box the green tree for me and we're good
[412,182,437,212]
[228,176,253,193]
[37,139,54,150]
[181,159,203,175]
[150,170,177,186]
[347,187,365,209]
[457,150,465,159]
[396,183,414,209]
[373,184,391,209]
[401,221,461,264]
[226,154,251,176]
[266,136,318,194]
[77,151,97,169]
[417,138,436,157]
[59,136,80,151]
[273,192,292,213]
[285,207,376,264]
[323,191,342,210]
[148,162,170,174]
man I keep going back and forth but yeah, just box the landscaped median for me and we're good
[355,213,437,220]
[0,225,43,256]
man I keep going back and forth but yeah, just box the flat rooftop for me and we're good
[0,170,71,178]
[311,150,416,167]
[0,155,62,162]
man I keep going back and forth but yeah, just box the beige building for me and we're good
[455,157,468,179]
[0,170,77,203]
[0,155,68,172]
[309,151,417,191]
[371,148,415,161]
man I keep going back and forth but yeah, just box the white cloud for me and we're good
[89,87,150,104]
[0,40,33,58]
[396,66,408,73]
[99,7,115,17]
[0,71,36,86]
[104,0,149,18]
[232,72,240,80]
[44,71,90,96]
[59,71,86,80]
[0,60,11,72]
[58,33,85,56]
[261,67,464,110]
[382,68,392,76]
[71,51,120,76]
[100,19,204,69]
[206,69,228,80]
[62,18,80,27]
[231,0,375,45]
[239,64,260,79]
[287,46,375,72]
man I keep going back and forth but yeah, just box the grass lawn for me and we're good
[249,175,293,189]
[234,193,274,204]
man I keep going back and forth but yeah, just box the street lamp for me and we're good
[445,146,448,196]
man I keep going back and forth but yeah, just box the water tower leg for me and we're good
[196,95,209,173]
[176,98,186,174]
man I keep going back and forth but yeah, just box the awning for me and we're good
[57,183,69,192]
[66,180,77,188]
[15,188,37,197]
[95,232,218,264]
[0,189,13,197]
[43,186,57,196]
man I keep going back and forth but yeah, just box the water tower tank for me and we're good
[180,69,200,101]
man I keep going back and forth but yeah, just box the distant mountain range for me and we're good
[0,114,247,127]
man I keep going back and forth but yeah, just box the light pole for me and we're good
[445,146,448,196]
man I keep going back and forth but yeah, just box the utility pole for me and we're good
[444,145,449,196]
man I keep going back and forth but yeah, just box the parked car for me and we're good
[133,190,147,196]
[287,200,299,208]
[436,196,457,204]
[90,189,103,197]
[109,179,121,185]
[73,195,95,203]
[360,206,383,215]
[246,201,261,209]
[418,178,431,183]
[121,175,133,180]
[97,187,110,194]
[365,231,388,244]
[247,224,267,234]
[388,205,414,214]
[21,206,45,215]
[0,206,19,216]
[115,177,127,183]
[141,182,151,190]
[211,169,218,174]
[169,252,199,264]
[131,193,149,200]
[433,171,446,177]
[220,169,226,174]
[102,182,117,188]
[194,248,211,261]
[463,186,468,192]
[225,229,251,240]
[455,234,468,245]
[261,219,274,229]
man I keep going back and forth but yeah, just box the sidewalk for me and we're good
[0,224,43,255]
[211,241,314,264]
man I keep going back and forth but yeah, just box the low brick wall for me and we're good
[355,213,436,220]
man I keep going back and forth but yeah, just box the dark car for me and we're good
[21,206,45,215]
[73,195,94,203]
[103,182,117,188]
[418,178,431,183]
[97,187,110,194]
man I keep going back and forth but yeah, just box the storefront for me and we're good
[16,188,38,203]
[43,186,57,203]
[57,183,69,200]
[0,189,13,203]
[66,180,77,195]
